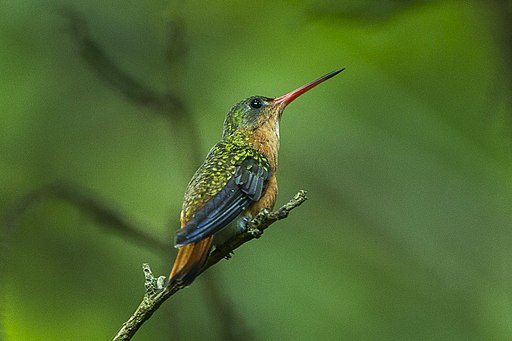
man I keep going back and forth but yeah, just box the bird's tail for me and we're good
[169,236,213,287]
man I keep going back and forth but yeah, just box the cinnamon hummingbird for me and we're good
[169,69,344,287]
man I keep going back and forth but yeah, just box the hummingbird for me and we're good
[169,68,344,287]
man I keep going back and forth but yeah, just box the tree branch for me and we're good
[3,182,171,255]
[62,8,185,115]
[112,190,308,341]
[61,9,204,166]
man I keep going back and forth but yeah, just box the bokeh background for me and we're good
[2,0,512,340]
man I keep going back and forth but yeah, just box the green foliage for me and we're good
[1,0,511,340]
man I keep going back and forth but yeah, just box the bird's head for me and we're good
[222,68,344,138]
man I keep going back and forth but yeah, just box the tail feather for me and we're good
[169,236,213,287]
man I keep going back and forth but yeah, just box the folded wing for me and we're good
[175,156,270,247]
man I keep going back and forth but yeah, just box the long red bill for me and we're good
[274,68,344,106]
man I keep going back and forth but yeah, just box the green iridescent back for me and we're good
[181,135,270,222]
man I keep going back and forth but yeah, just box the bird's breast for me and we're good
[250,120,280,172]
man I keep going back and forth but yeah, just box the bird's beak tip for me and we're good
[273,68,344,106]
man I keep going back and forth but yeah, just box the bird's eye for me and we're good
[249,98,263,109]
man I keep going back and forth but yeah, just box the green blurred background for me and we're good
[2,0,512,340]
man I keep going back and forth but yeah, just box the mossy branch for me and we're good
[112,190,308,341]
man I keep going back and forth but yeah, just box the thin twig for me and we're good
[61,9,203,165]
[112,190,308,341]
[3,182,171,254]
[62,8,185,115]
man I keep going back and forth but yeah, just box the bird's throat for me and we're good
[249,119,280,172]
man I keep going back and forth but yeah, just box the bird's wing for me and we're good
[175,151,270,247]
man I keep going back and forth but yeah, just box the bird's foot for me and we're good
[239,216,252,230]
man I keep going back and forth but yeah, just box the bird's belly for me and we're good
[212,175,277,248]
[212,214,247,247]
